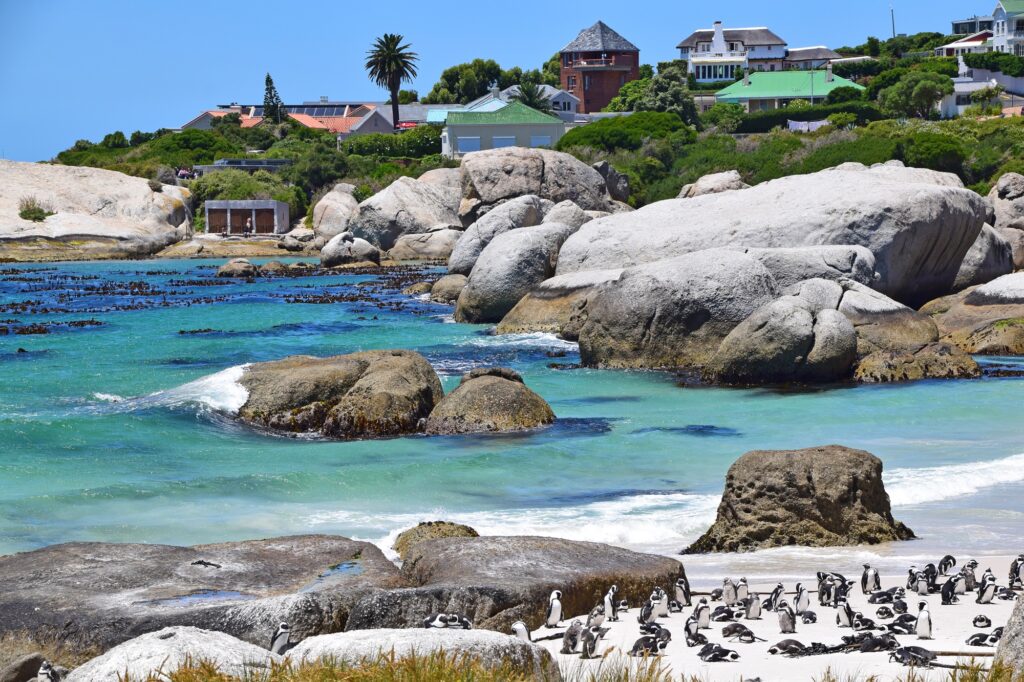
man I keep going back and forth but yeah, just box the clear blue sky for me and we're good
[0,0,983,161]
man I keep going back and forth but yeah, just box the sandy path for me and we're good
[533,555,1020,681]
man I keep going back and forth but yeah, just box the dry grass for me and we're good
[0,631,97,670]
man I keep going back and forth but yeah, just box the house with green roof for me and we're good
[441,101,566,157]
[715,67,865,112]
[992,0,1024,55]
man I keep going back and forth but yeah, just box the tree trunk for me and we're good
[391,87,400,131]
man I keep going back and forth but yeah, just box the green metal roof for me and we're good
[446,101,562,126]
[716,70,866,103]
[1001,0,1024,15]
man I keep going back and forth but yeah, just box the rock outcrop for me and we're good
[678,170,749,198]
[320,232,381,267]
[447,195,549,275]
[930,272,1024,355]
[997,595,1024,672]
[742,245,877,290]
[557,164,988,306]
[953,224,1013,291]
[64,627,280,682]
[577,249,779,369]
[388,228,462,261]
[592,160,631,203]
[349,176,460,250]
[237,350,443,439]
[704,279,858,384]
[0,160,191,262]
[686,445,914,553]
[837,281,939,357]
[430,274,468,304]
[417,167,462,188]
[455,223,579,324]
[311,183,359,241]
[542,200,592,229]
[458,148,615,225]
[988,172,1024,231]
[346,536,683,631]
[424,368,555,435]
[854,342,981,382]
[0,654,45,682]
[287,629,561,681]
[0,536,405,654]
[495,269,623,338]
[393,521,479,561]
[216,258,258,278]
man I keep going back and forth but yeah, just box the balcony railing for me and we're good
[565,57,633,70]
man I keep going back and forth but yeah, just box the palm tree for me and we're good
[509,81,553,113]
[365,34,419,130]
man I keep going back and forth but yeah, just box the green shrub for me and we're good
[827,112,858,128]
[342,125,441,157]
[825,86,863,104]
[18,196,55,222]
[700,103,745,132]
[189,169,307,223]
[794,133,900,173]
[735,102,883,134]
[899,132,965,174]
[147,178,163,192]
[100,131,129,148]
[964,51,1024,77]
[556,112,689,152]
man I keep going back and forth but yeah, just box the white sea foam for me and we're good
[147,365,250,413]
[462,331,579,352]
[92,393,125,403]
[884,452,1024,506]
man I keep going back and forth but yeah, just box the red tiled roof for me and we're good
[287,113,329,129]
[240,116,264,128]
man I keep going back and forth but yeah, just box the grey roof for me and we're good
[375,102,456,124]
[785,46,842,61]
[501,84,580,103]
[676,27,787,49]
[561,21,639,53]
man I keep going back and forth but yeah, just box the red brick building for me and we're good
[560,21,641,114]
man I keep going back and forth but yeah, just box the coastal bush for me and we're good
[825,86,864,104]
[827,112,858,129]
[965,51,1024,77]
[556,112,689,152]
[342,125,442,158]
[188,169,306,222]
[898,131,966,174]
[878,71,954,119]
[700,103,745,132]
[734,102,882,133]
[100,131,129,148]
[18,196,54,222]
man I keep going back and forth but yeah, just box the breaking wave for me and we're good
[83,365,249,415]
[884,453,1024,507]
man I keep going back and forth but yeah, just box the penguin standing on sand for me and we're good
[736,577,749,603]
[941,575,964,605]
[963,560,979,592]
[511,620,531,642]
[836,598,854,628]
[654,587,670,618]
[744,594,762,620]
[546,590,563,628]
[638,596,657,625]
[560,620,583,654]
[916,572,930,596]
[818,576,834,606]
[695,598,711,630]
[938,555,957,576]
[906,567,918,590]
[977,577,998,605]
[777,599,796,634]
[794,583,810,615]
[675,576,691,607]
[722,578,738,606]
[862,564,881,594]
[580,625,610,659]
[604,584,619,621]
[1010,555,1024,588]
[915,602,933,640]
[765,583,785,612]
[270,622,292,654]
[586,604,606,628]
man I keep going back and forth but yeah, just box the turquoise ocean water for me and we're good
[2,259,1023,585]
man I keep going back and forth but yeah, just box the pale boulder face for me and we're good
[557,165,989,306]
[65,627,280,682]
[320,232,381,266]
[989,172,1024,231]
[454,222,579,324]
[349,176,460,250]
[0,159,190,261]
[458,147,614,224]
[447,195,551,275]
[388,228,462,261]
[542,200,593,229]
[837,280,939,356]
[424,367,555,435]
[495,268,623,338]
[311,183,359,240]
[742,245,877,290]
[578,249,780,369]
[953,224,1013,291]
[931,272,1024,355]
[996,226,1024,269]
[416,167,462,188]
[678,170,749,198]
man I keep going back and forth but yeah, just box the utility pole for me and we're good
[891,5,897,39]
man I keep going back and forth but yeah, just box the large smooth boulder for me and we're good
[311,184,359,241]
[0,536,405,654]
[996,226,1024,269]
[495,268,623,338]
[854,342,980,382]
[237,350,443,439]
[0,160,190,262]
[393,522,479,561]
[424,367,555,435]
[953,224,1013,291]
[930,272,1024,354]
[388,228,462,261]
[455,223,579,324]
[349,176,460,250]
[417,167,462,188]
[459,148,614,224]
[557,164,989,306]
[346,536,683,631]
[65,627,279,682]
[686,445,914,553]
[989,172,1024,231]
[216,258,258,278]
[288,629,561,680]
[320,232,381,267]
[997,596,1024,671]
[430,274,468,304]
[542,200,592,229]
[577,249,779,369]
[742,245,877,290]
[678,170,749,198]
[447,195,550,275]
[705,279,857,384]
[837,281,939,356]
[0,654,45,682]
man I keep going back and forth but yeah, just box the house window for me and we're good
[492,136,516,148]
[530,135,552,147]
[584,75,592,90]
[568,75,577,89]
[456,137,481,153]
[956,94,973,106]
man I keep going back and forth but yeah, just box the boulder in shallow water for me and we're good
[393,521,479,561]
[321,232,381,267]
[238,350,443,439]
[929,272,1024,355]
[349,177,460,250]
[287,629,560,680]
[65,627,279,682]
[495,268,623,338]
[686,445,914,553]
[346,536,683,631]
[430,274,468,304]
[447,195,549,275]
[0,536,405,654]
[388,229,462,261]
[424,367,555,435]
[953,224,1013,291]
[215,258,258,278]
[853,342,980,382]
[837,280,939,356]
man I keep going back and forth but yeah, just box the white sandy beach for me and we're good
[533,556,1020,681]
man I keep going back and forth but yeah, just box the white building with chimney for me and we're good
[677,22,788,82]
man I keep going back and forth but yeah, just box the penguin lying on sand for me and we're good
[890,646,937,667]
[698,643,740,662]
[768,639,806,655]
[801,611,817,624]
[966,632,993,646]
[973,615,992,628]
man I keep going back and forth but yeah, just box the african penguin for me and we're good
[794,582,810,615]
[36,662,59,682]
[638,596,657,625]
[560,619,583,654]
[768,639,806,655]
[510,620,531,642]
[422,613,448,629]
[654,587,670,618]
[777,599,796,634]
[586,604,606,628]
[695,598,711,629]
[915,602,933,640]
[722,578,738,606]
[977,578,998,605]
[941,575,963,605]
[736,577,749,603]
[801,611,817,624]
[1010,555,1024,588]
[938,554,957,576]
[270,622,291,655]
[580,625,610,659]
[744,594,762,620]
[604,584,619,621]
[836,598,854,628]
[974,614,992,628]
[675,576,691,607]
[862,564,881,594]
[765,582,785,612]
[546,590,563,628]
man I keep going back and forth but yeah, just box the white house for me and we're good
[991,0,1024,55]
[784,46,843,70]
[934,31,994,56]
[939,58,1002,117]
[677,22,788,82]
